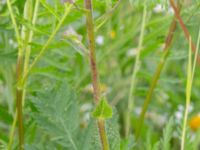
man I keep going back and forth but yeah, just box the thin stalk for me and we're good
[84,0,109,149]
[136,49,169,139]
[125,4,146,137]
[136,3,181,139]
[22,0,40,106]
[7,113,17,150]
[192,29,200,82]
[181,30,200,150]
[6,0,24,149]
[7,1,40,149]
[21,3,72,85]
[181,37,192,150]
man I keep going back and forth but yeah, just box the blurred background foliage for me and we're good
[0,0,200,149]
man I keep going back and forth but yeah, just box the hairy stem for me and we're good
[84,0,109,149]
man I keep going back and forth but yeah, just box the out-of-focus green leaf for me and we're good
[92,98,113,119]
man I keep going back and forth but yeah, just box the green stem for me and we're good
[21,3,72,85]
[6,0,24,149]
[181,37,192,150]
[136,49,169,139]
[7,113,17,150]
[125,4,146,137]
[135,3,181,138]
[181,30,200,150]
[84,0,109,149]
[6,0,21,46]
[7,1,40,149]
[22,0,40,106]
[98,119,109,150]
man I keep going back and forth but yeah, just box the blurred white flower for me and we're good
[134,107,141,115]
[126,48,138,57]
[178,103,193,113]
[175,111,182,120]
[189,103,194,113]
[83,112,90,122]
[9,39,18,48]
[96,35,104,45]
[120,25,125,30]
[0,0,6,4]
[178,104,184,112]
[64,26,82,41]
[147,112,167,127]
[168,7,174,15]
[153,4,165,13]
[80,103,93,112]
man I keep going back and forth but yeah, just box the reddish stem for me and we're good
[170,0,200,64]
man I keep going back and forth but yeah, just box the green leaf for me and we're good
[40,0,61,21]
[92,98,113,119]
[31,81,79,149]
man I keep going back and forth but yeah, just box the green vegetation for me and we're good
[0,0,200,149]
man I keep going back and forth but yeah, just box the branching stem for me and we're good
[6,0,24,149]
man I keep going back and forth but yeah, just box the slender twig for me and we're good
[84,0,109,149]
[21,3,72,85]
[169,0,200,64]
[136,3,181,139]
[6,0,24,149]
[125,4,146,137]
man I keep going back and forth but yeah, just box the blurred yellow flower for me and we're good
[189,114,200,131]
[109,30,116,39]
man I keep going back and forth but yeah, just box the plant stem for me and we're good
[8,0,39,150]
[169,0,200,64]
[98,119,109,150]
[181,30,200,150]
[7,113,17,150]
[21,3,72,85]
[136,3,181,139]
[181,37,192,150]
[7,1,40,149]
[125,4,146,137]
[84,0,109,149]
[6,0,24,149]
[22,0,39,106]
[136,49,169,139]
